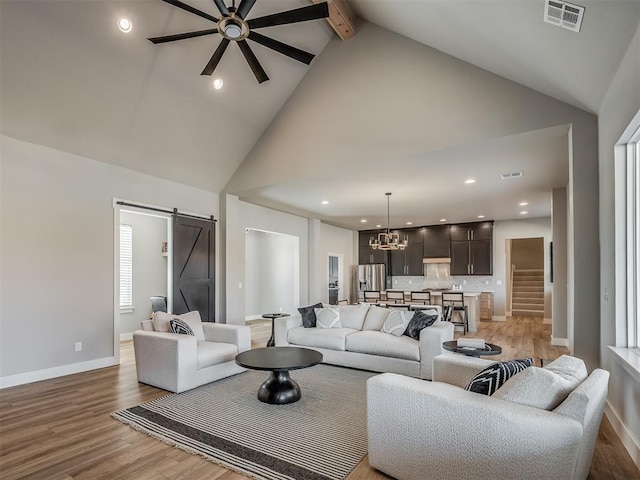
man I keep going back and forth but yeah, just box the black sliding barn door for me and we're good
[172,215,215,322]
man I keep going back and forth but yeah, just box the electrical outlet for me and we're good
[408,280,412,284]
[496,280,503,285]
[603,288,609,301]
[75,342,82,352]
[279,306,283,312]
[238,282,243,289]
[462,280,467,284]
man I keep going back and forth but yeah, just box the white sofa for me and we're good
[134,311,251,393]
[274,304,454,380]
[367,354,609,480]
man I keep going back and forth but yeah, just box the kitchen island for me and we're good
[427,291,480,333]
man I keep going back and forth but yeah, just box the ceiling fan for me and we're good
[148,0,330,83]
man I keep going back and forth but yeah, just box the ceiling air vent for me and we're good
[501,171,524,180]
[544,0,585,32]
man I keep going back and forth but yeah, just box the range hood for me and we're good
[423,258,451,264]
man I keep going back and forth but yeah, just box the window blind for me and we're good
[120,224,133,308]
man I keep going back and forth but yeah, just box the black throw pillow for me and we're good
[403,310,439,340]
[298,303,323,328]
[465,358,534,396]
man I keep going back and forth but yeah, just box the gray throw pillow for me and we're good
[298,303,323,328]
[403,310,439,339]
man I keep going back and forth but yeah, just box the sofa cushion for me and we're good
[169,318,194,336]
[381,310,414,336]
[153,311,205,341]
[492,365,585,410]
[298,303,323,328]
[196,341,238,369]
[544,355,588,383]
[345,331,420,361]
[339,304,369,330]
[287,326,358,351]
[403,310,439,340]
[465,358,534,396]
[315,307,342,328]
[362,305,391,331]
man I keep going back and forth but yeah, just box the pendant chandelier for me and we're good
[370,193,408,251]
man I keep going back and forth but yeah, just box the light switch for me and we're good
[496,280,503,285]
[238,282,243,289]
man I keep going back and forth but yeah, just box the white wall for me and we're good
[245,230,298,317]
[0,135,218,383]
[492,218,553,323]
[552,188,568,340]
[316,222,356,304]
[598,19,640,464]
[118,211,168,338]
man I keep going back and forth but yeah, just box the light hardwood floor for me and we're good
[0,316,638,479]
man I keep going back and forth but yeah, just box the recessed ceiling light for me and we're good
[519,202,529,206]
[376,224,382,228]
[360,219,367,223]
[464,179,476,184]
[440,218,447,222]
[212,78,223,90]
[406,222,413,225]
[118,18,133,33]
[520,211,528,215]
[321,200,329,205]
[477,215,485,219]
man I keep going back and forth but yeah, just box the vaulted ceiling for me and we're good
[1,1,639,229]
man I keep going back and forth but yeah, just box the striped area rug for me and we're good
[113,364,375,480]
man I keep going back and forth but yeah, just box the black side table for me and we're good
[262,313,290,347]
[442,340,502,357]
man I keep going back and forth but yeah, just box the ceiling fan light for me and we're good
[225,23,242,39]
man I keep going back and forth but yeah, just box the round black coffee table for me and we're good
[442,340,502,357]
[235,347,323,404]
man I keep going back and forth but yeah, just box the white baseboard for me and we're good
[0,356,118,390]
[492,316,506,322]
[551,337,570,347]
[506,310,512,317]
[120,332,133,341]
[543,317,552,324]
[605,401,640,469]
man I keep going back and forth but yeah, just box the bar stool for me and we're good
[386,291,405,304]
[442,292,468,333]
[364,291,382,303]
[410,291,431,305]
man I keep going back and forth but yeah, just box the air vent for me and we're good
[501,171,524,180]
[544,0,585,32]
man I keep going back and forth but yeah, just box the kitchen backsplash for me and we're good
[390,275,495,292]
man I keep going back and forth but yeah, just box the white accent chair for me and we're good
[367,354,609,480]
[133,312,251,393]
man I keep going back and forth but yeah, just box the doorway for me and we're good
[505,237,547,319]
[117,208,171,358]
[328,254,343,304]
[244,229,300,320]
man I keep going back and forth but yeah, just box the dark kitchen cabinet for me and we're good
[423,225,450,258]
[450,222,493,275]
[389,228,424,276]
[359,231,388,265]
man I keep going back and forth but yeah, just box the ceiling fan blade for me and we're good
[248,31,314,65]
[161,0,218,23]
[212,0,229,16]
[237,40,269,83]
[235,0,257,19]
[148,28,219,44]
[247,2,329,30]
[201,38,230,75]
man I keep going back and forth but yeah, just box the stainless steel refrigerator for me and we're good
[357,264,386,299]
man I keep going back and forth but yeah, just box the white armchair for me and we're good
[367,354,609,480]
[133,316,251,393]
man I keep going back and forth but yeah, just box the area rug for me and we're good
[112,364,376,480]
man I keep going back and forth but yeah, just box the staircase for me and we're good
[511,269,544,317]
